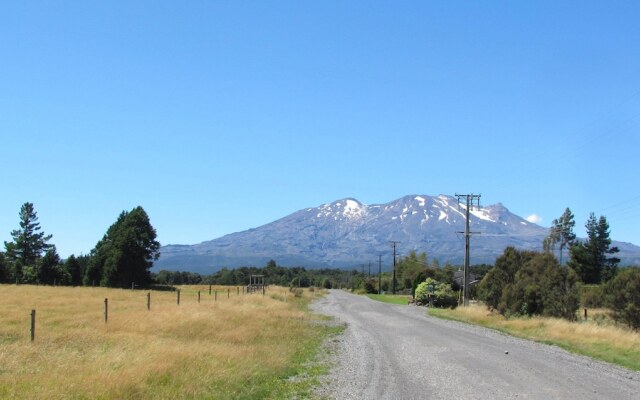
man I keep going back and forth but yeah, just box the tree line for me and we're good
[1,202,159,288]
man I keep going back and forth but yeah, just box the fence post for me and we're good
[209,284,212,295]
[227,288,230,299]
[214,290,217,302]
[177,290,181,305]
[237,286,239,296]
[584,308,588,321]
[104,299,108,323]
[30,309,36,342]
[198,291,201,303]
[147,292,151,311]
[262,285,265,296]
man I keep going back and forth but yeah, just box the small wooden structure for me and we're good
[247,275,265,293]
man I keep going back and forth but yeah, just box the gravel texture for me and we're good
[311,290,640,400]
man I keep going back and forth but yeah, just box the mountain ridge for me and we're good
[154,194,640,273]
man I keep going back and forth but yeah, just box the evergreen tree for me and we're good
[569,213,619,284]
[4,202,53,279]
[0,252,9,283]
[543,208,575,264]
[64,255,84,286]
[87,206,160,288]
[38,245,62,284]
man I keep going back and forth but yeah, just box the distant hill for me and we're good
[154,195,640,274]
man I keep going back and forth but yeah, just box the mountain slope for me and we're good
[155,195,640,273]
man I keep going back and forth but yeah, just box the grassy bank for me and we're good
[0,284,336,399]
[429,304,640,371]
[366,293,412,305]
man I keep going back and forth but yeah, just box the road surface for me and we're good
[311,290,639,400]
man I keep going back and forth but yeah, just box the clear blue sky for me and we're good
[1,1,639,259]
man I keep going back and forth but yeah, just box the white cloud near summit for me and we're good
[526,214,542,224]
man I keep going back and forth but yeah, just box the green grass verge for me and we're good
[366,293,412,305]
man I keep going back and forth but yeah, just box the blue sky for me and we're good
[1,1,639,259]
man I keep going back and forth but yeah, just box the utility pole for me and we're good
[455,193,481,307]
[368,261,371,278]
[378,254,382,294]
[390,241,399,294]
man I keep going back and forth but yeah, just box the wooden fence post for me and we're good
[104,299,108,323]
[237,286,239,296]
[227,288,230,299]
[209,284,212,295]
[198,291,201,303]
[30,309,36,342]
[177,290,181,305]
[584,308,588,321]
[147,292,151,311]
[214,290,217,302]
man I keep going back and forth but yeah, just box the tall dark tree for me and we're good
[64,254,84,286]
[543,208,575,265]
[568,213,619,284]
[4,202,53,279]
[0,252,9,283]
[87,206,160,288]
[40,246,71,285]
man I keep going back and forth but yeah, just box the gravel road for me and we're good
[311,290,639,400]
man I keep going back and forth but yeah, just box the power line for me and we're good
[378,254,382,295]
[455,193,481,307]
[390,241,399,295]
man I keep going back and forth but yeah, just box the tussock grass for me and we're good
[0,284,332,399]
[430,303,640,371]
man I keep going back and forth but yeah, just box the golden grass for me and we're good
[430,303,640,370]
[0,284,330,399]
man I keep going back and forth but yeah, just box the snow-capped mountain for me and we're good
[155,195,640,273]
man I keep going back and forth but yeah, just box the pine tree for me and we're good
[543,208,575,264]
[86,206,160,288]
[4,202,53,279]
[569,213,619,284]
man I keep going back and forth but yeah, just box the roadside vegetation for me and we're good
[365,293,412,305]
[0,284,337,399]
[429,303,640,371]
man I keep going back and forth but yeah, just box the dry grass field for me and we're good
[430,303,640,371]
[0,284,334,399]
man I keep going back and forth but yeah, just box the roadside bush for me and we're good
[433,283,458,309]
[363,278,377,294]
[580,285,604,308]
[415,278,435,303]
[604,268,640,330]
[478,247,536,311]
[415,278,457,309]
[321,278,332,289]
[479,249,579,320]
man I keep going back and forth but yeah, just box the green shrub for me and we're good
[363,279,377,294]
[415,278,457,309]
[604,268,640,330]
[580,285,604,308]
[479,249,579,320]
[321,278,332,289]
[414,278,435,303]
[433,283,458,309]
